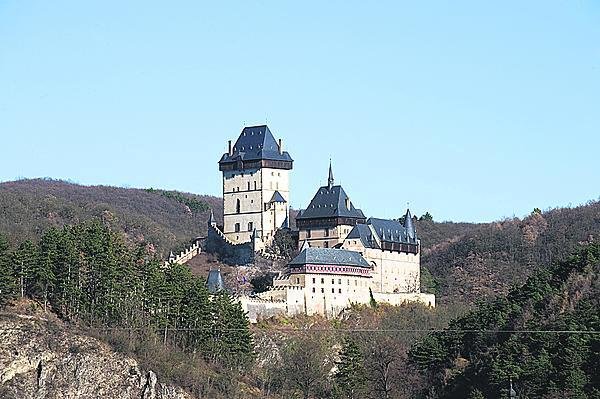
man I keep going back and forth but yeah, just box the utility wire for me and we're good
[85,326,600,334]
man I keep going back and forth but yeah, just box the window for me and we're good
[321,278,324,284]
[312,278,316,284]
[254,181,257,190]
[235,223,240,232]
[324,241,329,248]
[312,287,315,293]
[339,289,342,294]
[247,182,251,191]
[236,199,241,214]
[338,279,342,284]
[296,278,300,284]
[331,279,335,284]
[325,229,329,237]
[331,288,335,293]
[321,288,324,293]
[307,230,312,238]
[248,222,253,232]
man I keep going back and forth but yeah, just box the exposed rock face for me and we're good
[0,311,194,399]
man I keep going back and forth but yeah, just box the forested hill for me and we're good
[0,178,222,256]
[410,242,600,398]
[418,201,600,304]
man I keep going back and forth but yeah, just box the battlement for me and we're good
[164,242,201,267]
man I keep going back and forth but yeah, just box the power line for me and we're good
[86,326,600,334]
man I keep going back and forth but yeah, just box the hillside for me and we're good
[418,201,600,304]
[410,242,600,398]
[0,179,222,256]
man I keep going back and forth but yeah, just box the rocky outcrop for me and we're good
[0,309,194,399]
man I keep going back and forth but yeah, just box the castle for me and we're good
[207,125,435,320]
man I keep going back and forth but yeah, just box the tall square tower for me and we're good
[218,125,293,246]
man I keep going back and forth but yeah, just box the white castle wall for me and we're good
[343,239,421,294]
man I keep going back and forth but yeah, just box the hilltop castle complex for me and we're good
[205,125,434,320]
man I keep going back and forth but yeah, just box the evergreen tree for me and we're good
[0,233,16,307]
[34,228,58,311]
[334,336,366,399]
[209,290,253,369]
[11,239,37,299]
[180,277,212,352]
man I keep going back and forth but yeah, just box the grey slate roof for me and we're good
[207,269,225,293]
[219,125,293,164]
[346,211,418,248]
[289,247,371,268]
[269,191,287,203]
[296,185,365,220]
[346,223,377,248]
[403,208,416,240]
[369,217,416,244]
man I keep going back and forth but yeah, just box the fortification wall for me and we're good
[163,242,201,267]
[204,224,254,265]
[372,292,436,308]
[239,296,287,323]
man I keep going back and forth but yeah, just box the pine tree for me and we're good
[0,233,16,307]
[209,290,253,369]
[334,336,366,399]
[180,277,212,352]
[11,240,37,299]
[35,227,60,311]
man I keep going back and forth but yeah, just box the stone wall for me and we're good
[372,292,436,308]
[239,296,287,323]
[163,242,201,267]
[222,167,290,244]
[204,223,254,265]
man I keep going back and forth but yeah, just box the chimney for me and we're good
[228,140,233,156]
[278,139,283,154]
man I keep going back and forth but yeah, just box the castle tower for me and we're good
[296,162,366,248]
[218,125,293,246]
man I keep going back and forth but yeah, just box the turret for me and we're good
[328,161,334,190]
[208,209,216,227]
[403,208,416,241]
[207,268,225,293]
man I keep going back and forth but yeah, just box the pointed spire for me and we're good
[327,160,334,190]
[208,209,216,226]
[404,208,416,240]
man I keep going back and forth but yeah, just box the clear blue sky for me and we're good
[1,1,599,222]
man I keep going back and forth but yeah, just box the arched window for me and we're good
[236,199,241,214]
